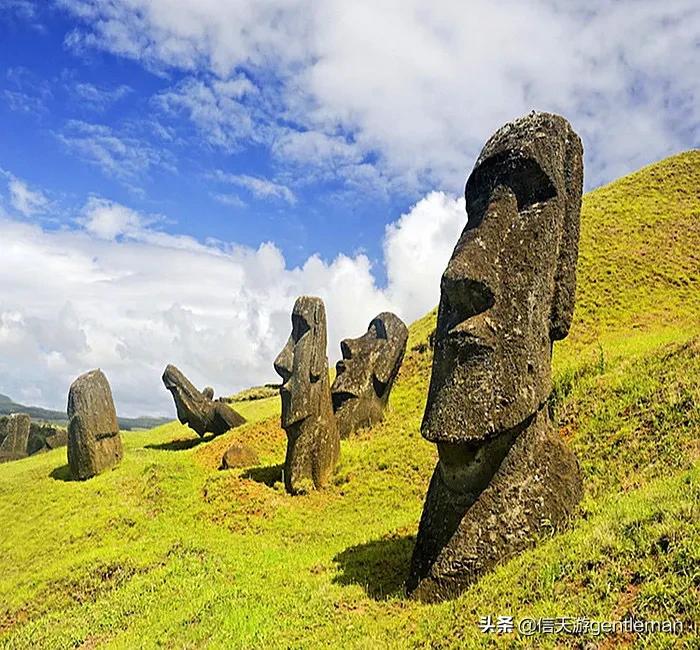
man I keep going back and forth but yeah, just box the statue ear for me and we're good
[550,128,583,341]
[309,299,327,380]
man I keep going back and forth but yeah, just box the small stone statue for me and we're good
[162,364,245,437]
[274,296,339,494]
[0,413,31,462]
[67,369,123,480]
[331,312,408,438]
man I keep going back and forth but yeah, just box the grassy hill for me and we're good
[0,151,698,649]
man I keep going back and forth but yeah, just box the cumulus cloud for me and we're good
[57,0,700,191]
[0,190,464,416]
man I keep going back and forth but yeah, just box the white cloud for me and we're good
[57,119,176,182]
[215,172,296,204]
[72,82,132,110]
[0,190,463,416]
[57,0,700,191]
[3,173,49,216]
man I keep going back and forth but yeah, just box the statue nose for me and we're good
[441,273,494,333]
[274,341,294,382]
[340,338,355,360]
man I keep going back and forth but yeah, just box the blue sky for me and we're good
[0,1,697,416]
[1,3,409,272]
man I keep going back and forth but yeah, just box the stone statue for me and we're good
[274,296,339,494]
[331,312,408,438]
[67,369,123,480]
[162,365,245,437]
[0,413,31,462]
[407,112,585,601]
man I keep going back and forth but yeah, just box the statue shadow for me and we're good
[332,534,415,600]
[145,433,217,451]
[49,464,74,482]
[241,464,284,487]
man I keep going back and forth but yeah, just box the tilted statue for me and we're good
[274,296,339,494]
[407,112,584,601]
[331,312,408,438]
[67,369,123,480]
[162,364,245,437]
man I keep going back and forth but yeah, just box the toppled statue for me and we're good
[331,312,408,438]
[0,413,31,462]
[274,296,339,494]
[162,365,245,437]
[67,369,123,480]
[407,112,584,601]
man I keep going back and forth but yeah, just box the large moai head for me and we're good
[162,364,245,437]
[331,312,408,438]
[274,296,329,428]
[67,369,123,480]
[407,112,584,600]
[422,112,583,449]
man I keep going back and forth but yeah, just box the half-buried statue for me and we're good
[331,312,408,438]
[274,296,339,494]
[407,111,584,601]
[162,364,246,437]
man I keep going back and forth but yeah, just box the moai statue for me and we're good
[331,312,408,438]
[162,365,245,437]
[0,413,31,462]
[407,112,584,601]
[274,296,340,494]
[67,369,123,480]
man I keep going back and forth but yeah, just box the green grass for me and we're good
[1,151,699,649]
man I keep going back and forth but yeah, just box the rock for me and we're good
[0,413,31,462]
[331,312,408,438]
[221,444,260,469]
[274,296,340,494]
[27,422,63,455]
[407,112,584,601]
[201,386,215,400]
[162,365,246,437]
[44,429,68,450]
[67,369,123,480]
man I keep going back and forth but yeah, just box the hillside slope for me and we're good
[0,151,698,649]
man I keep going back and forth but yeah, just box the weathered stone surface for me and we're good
[221,444,260,469]
[0,413,31,462]
[27,422,62,455]
[274,296,340,494]
[407,112,584,601]
[44,429,68,450]
[67,370,123,480]
[331,312,408,438]
[162,365,246,437]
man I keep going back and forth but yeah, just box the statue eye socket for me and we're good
[292,314,311,343]
[369,319,388,340]
[465,153,557,230]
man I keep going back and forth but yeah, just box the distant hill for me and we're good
[0,393,170,431]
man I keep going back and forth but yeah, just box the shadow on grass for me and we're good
[145,434,217,451]
[242,464,283,486]
[49,464,74,481]
[333,534,415,600]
